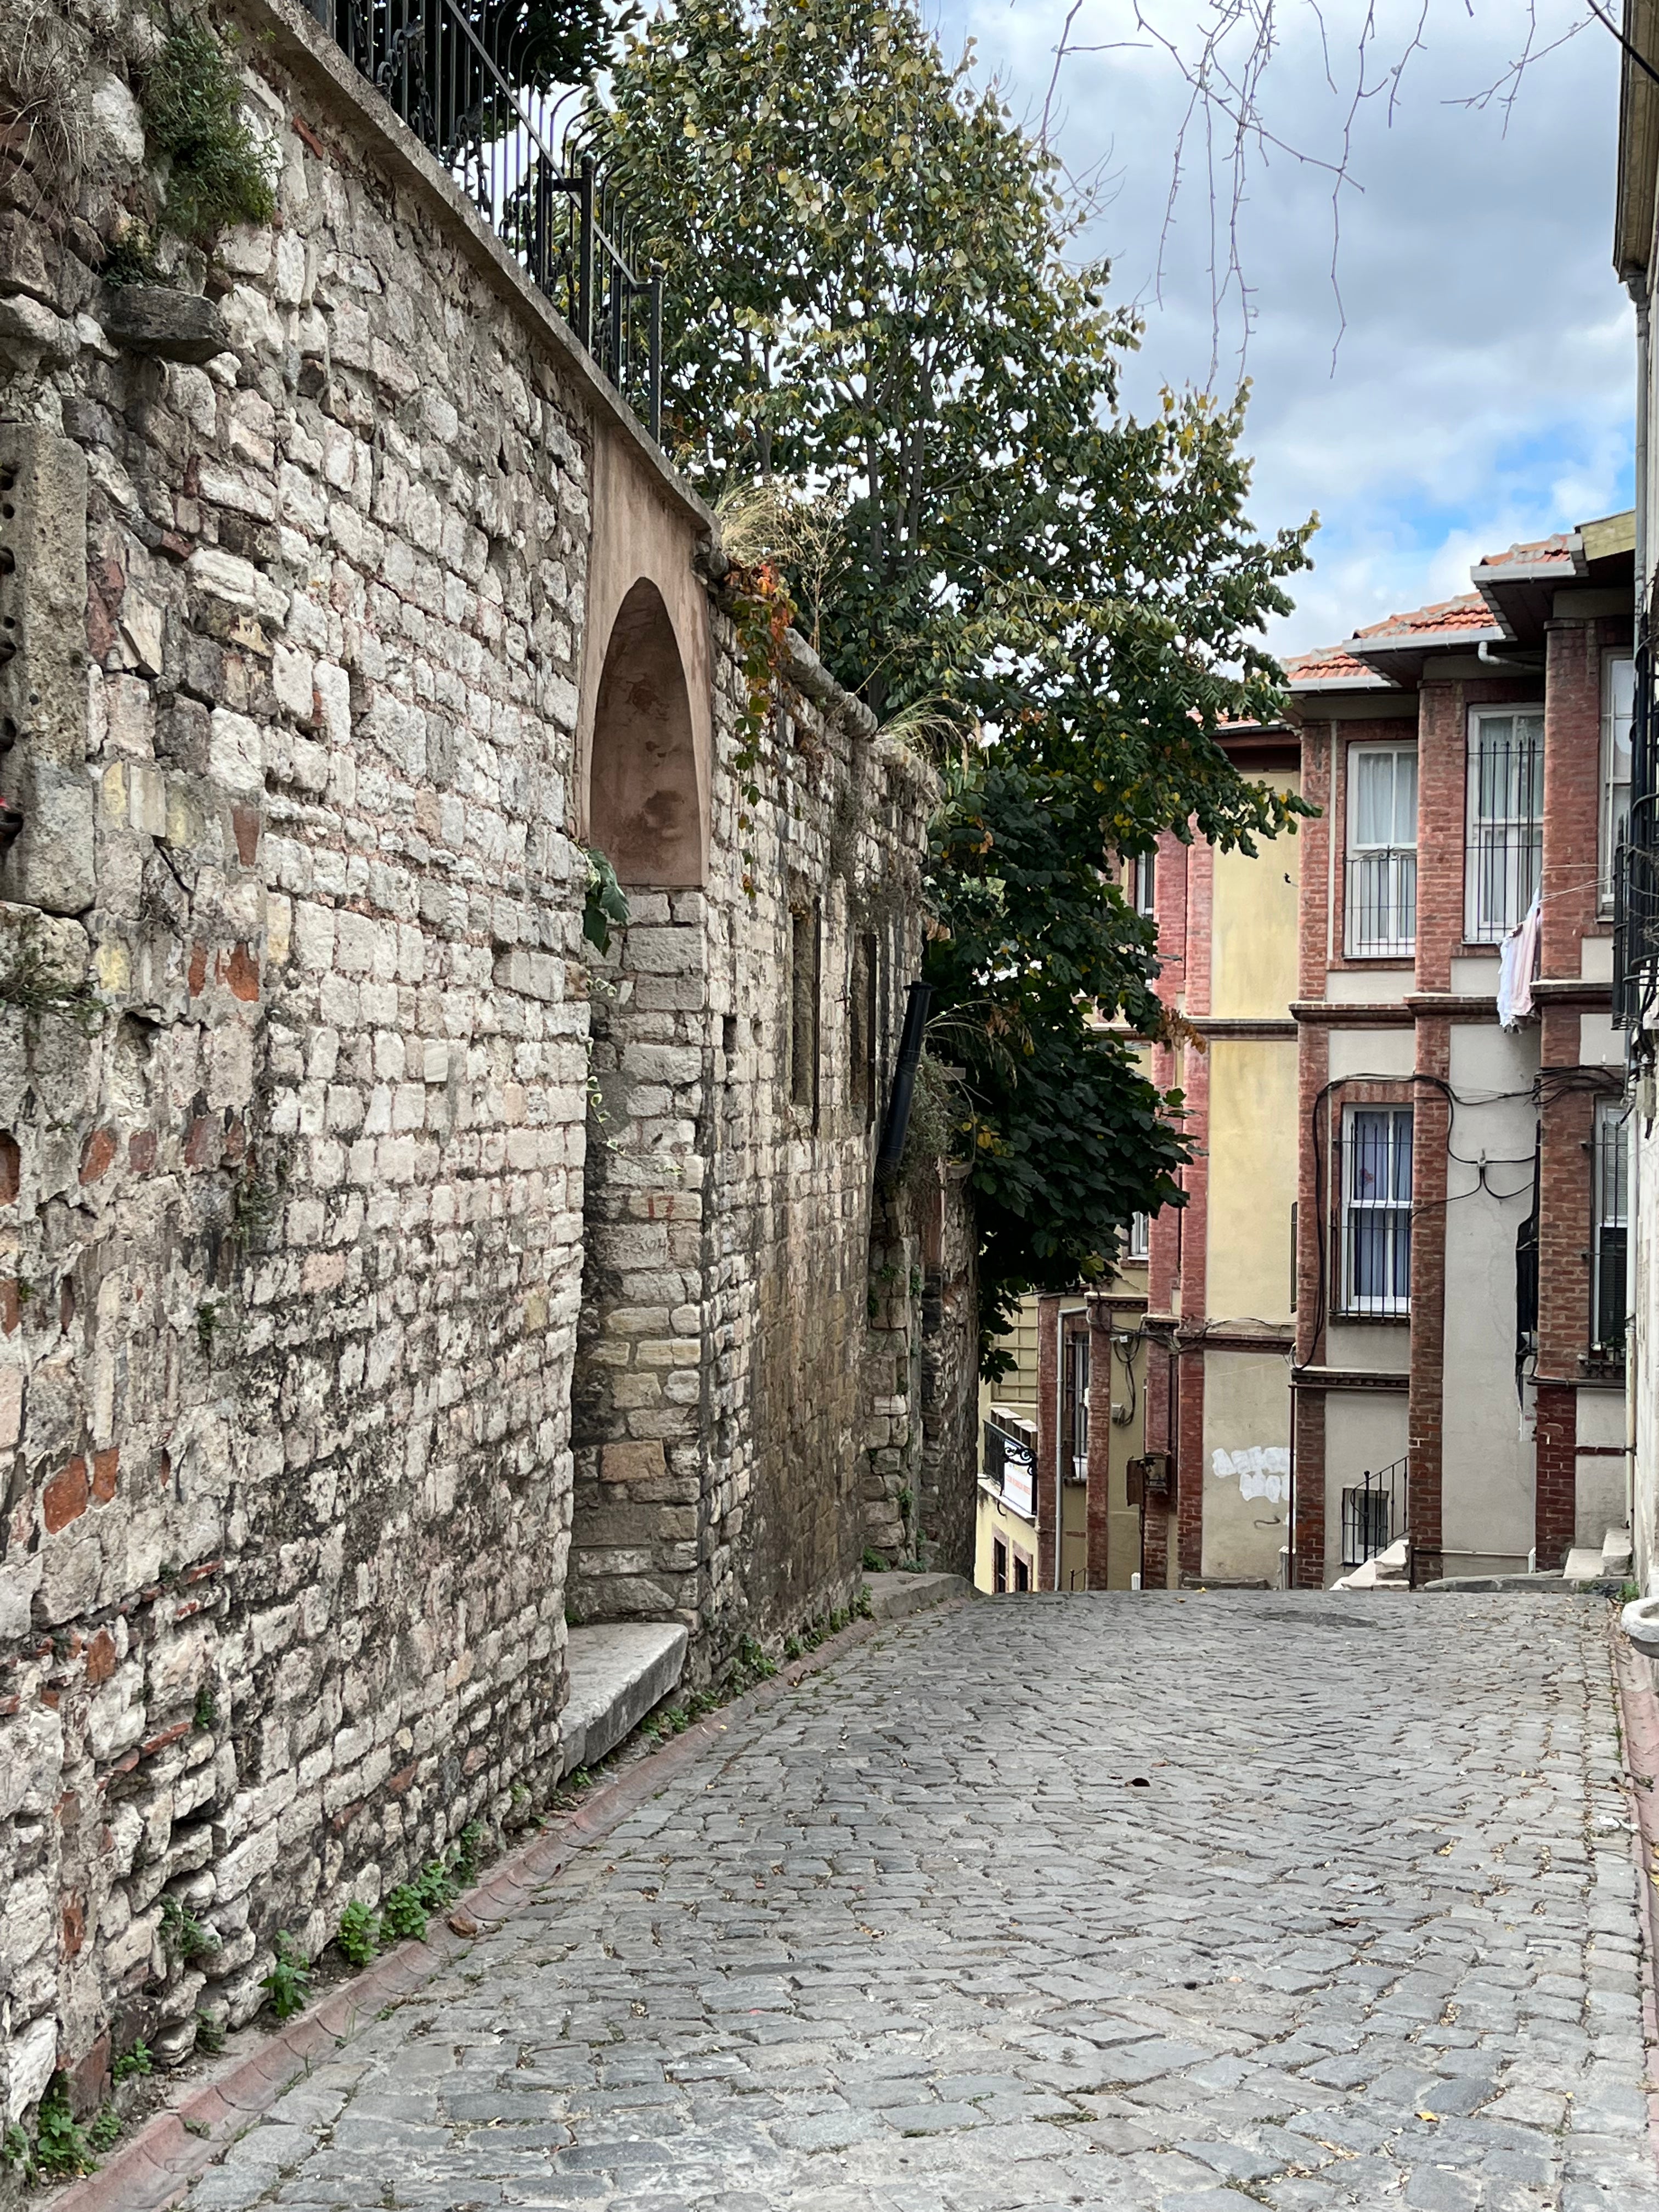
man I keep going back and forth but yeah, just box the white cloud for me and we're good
[929,0,1634,651]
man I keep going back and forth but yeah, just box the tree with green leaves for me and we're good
[591,0,1314,1369]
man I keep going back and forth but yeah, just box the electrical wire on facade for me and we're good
[1302,1061,1627,1382]
[1303,1070,1541,1362]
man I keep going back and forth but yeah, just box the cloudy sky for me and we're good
[927,0,1633,655]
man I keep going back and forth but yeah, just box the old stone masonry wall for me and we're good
[0,0,960,2145]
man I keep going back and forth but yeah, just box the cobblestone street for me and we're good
[185,1593,1656,2211]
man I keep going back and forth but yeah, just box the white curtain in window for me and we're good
[1352,748,1416,849]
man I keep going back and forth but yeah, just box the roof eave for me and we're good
[1286,671,1397,696]
[1616,0,1659,278]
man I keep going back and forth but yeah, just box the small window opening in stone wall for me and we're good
[790,904,820,1120]
[850,930,877,1126]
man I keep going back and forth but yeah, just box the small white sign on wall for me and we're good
[1002,1444,1035,1518]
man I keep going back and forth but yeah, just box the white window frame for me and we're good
[1124,850,1156,919]
[1465,704,1544,944]
[1592,1099,1629,1359]
[1341,1107,1413,1317]
[1345,742,1418,957]
[1601,653,1635,917]
[1127,1211,1150,1261]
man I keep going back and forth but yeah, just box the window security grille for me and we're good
[1342,1108,1413,1315]
[1466,711,1543,942]
[1604,656,1635,917]
[1615,645,1656,1028]
[1346,744,1417,955]
[1063,1333,1089,1481]
[1592,1101,1629,1362]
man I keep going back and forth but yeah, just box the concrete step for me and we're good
[865,1571,977,1623]
[1564,1546,1609,1582]
[1603,1528,1634,1577]
[1330,1538,1410,1593]
[561,1621,688,1777]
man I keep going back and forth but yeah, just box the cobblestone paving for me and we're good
[186,1592,1657,2211]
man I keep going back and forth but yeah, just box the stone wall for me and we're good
[0,0,971,2145]
[570,674,935,1654]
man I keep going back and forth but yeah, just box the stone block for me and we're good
[598,1440,668,1485]
[557,1621,687,1775]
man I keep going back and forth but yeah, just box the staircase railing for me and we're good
[306,0,663,439]
[1340,1454,1407,1568]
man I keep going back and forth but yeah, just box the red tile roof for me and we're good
[1352,591,1496,641]
[1283,641,1375,684]
[1472,534,1577,571]
[1288,533,1586,693]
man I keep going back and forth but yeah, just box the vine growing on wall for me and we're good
[724,558,796,898]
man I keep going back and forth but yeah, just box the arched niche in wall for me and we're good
[587,577,705,887]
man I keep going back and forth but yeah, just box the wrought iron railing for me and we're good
[1340,1454,1407,1567]
[1344,850,1416,957]
[307,0,663,437]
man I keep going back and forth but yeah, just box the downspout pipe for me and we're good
[1630,268,1650,611]
[875,979,932,1180]
[1629,267,1650,1555]
[1053,1299,1087,1589]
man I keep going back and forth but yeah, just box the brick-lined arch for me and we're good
[588,578,703,887]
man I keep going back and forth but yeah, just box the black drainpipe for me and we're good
[876,980,932,1181]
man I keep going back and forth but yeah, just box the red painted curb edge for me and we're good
[42,1600,948,2212]
[1609,1618,1659,2172]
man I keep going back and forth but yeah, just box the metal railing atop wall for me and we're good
[307,0,663,439]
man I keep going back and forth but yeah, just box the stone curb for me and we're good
[1608,1616,1659,2171]
[43,1592,966,2212]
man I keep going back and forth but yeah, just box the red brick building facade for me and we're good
[1284,522,1633,1584]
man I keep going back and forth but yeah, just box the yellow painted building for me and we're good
[974,1272,1150,1593]
[1146,744,1301,1589]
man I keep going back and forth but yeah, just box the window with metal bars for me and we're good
[1063,1332,1089,1481]
[1345,743,1417,955]
[1341,1108,1413,1316]
[1592,1101,1629,1362]
[1465,709,1543,942]
[1616,643,1658,1027]
[1603,655,1635,917]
